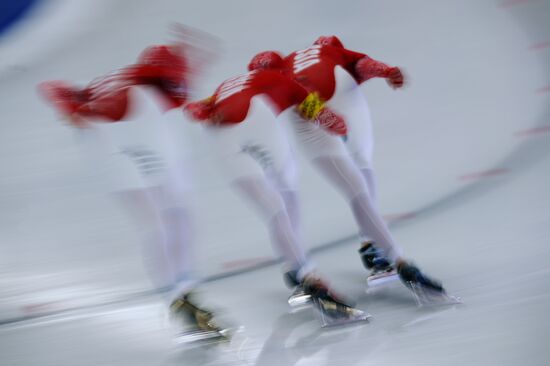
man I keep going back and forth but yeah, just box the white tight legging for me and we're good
[288,112,399,261]
[115,185,196,303]
[231,173,312,280]
[311,155,402,262]
[359,167,377,208]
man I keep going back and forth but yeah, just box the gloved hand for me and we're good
[315,108,347,136]
[184,97,214,121]
[385,66,404,89]
[355,56,405,89]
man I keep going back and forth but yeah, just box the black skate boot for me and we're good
[284,270,312,311]
[397,262,461,307]
[301,274,371,327]
[170,292,231,344]
[359,241,398,287]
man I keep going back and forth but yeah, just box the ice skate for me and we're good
[301,275,371,328]
[170,292,233,345]
[397,262,461,307]
[359,241,399,288]
[284,271,312,311]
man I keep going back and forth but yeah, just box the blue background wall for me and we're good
[0,0,42,36]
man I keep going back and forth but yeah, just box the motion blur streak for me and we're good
[1,0,549,365]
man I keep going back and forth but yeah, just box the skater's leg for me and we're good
[359,167,377,207]
[290,113,400,263]
[266,156,303,258]
[331,86,378,206]
[346,129,377,206]
[311,155,403,263]
[280,189,301,244]
[114,188,178,294]
[159,205,198,301]
[310,156,451,298]
[231,175,312,279]
[144,183,231,339]
[150,170,199,303]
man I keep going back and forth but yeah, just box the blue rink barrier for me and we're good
[0,0,42,37]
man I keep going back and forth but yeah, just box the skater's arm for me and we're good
[74,88,131,122]
[285,76,347,136]
[37,79,127,126]
[110,44,190,109]
[184,96,216,122]
[295,90,347,136]
[119,64,188,109]
[351,53,405,89]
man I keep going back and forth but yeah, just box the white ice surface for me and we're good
[1,0,549,365]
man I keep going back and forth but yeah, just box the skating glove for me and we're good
[185,97,215,121]
[298,92,347,135]
[355,56,404,89]
[315,108,347,136]
[385,67,404,89]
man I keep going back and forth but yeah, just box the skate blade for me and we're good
[174,326,238,346]
[366,270,400,288]
[312,299,372,328]
[174,329,229,345]
[288,293,312,313]
[408,282,462,307]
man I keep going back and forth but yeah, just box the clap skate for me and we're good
[397,262,461,307]
[284,271,312,312]
[359,241,399,288]
[301,275,371,328]
[170,292,233,345]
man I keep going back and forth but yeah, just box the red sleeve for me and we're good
[267,72,310,113]
[336,48,392,83]
[354,55,394,83]
[76,88,131,122]
[288,77,309,105]
[338,48,367,75]
[115,64,188,109]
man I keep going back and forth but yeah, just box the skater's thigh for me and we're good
[242,96,294,177]
[290,117,349,161]
[328,87,374,170]
[230,173,287,220]
[154,157,193,210]
[311,154,367,200]
[205,116,293,183]
[204,125,266,182]
[343,104,374,170]
[104,145,167,192]
[223,151,268,184]
[266,154,298,193]
[251,124,297,192]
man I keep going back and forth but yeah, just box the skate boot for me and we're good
[170,291,231,345]
[397,262,461,307]
[284,270,312,311]
[359,241,398,287]
[301,274,371,327]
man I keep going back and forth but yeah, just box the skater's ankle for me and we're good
[395,259,408,271]
[359,240,374,252]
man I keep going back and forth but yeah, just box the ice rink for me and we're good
[1,0,549,365]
